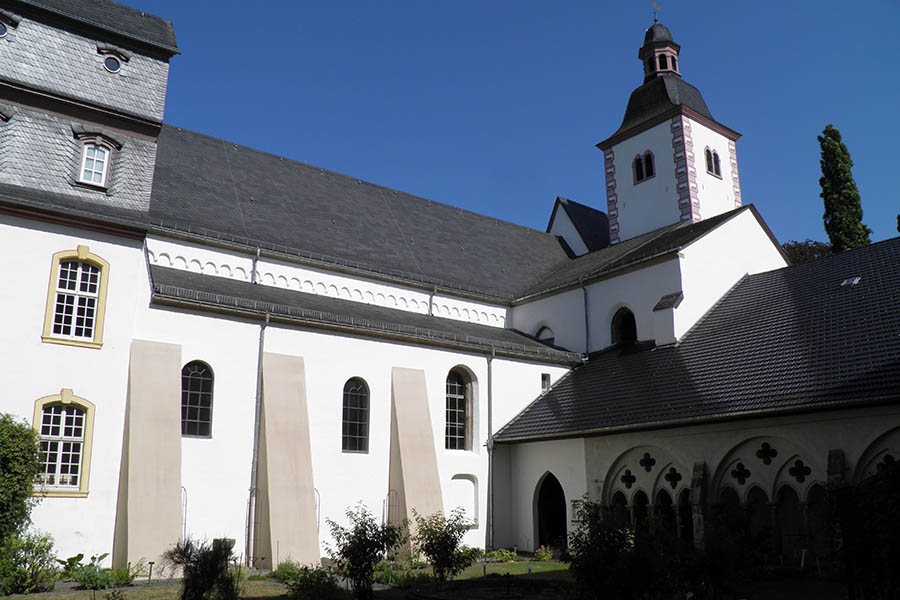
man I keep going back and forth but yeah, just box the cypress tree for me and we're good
[819,124,871,253]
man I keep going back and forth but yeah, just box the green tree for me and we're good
[781,239,832,265]
[819,124,871,253]
[0,413,42,540]
[411,508,475,582]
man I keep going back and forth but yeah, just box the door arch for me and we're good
[534,472,567,550]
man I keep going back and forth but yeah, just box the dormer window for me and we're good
[79,144,109,186]
[634,151,655,184]
[72,128,122,191]
[705,147,721,177]
[97,45,129,75]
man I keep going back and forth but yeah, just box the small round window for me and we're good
[103,56,121,73]
[0,23,8,38]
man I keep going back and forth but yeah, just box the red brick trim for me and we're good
[728,140,742,208]
[671,116,699,223]
[604,148,619,244]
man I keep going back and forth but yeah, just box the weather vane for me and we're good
[652,1,661,23]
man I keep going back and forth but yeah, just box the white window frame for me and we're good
[78,142,111,187]
[33,390,96,498]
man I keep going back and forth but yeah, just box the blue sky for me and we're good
[132,0,899,245]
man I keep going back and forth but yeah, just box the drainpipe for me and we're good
[428,286,436,316]
[251,247,261,284]
[246,313,269,565]
[486,347,495,549]
[580,277,590,354]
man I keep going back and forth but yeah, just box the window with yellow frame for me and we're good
[42,245,110,349]
[32,389,95,498]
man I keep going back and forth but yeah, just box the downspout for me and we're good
[251,247,261,284]
[246,313,269,566]
[486,346,495,549]
[580,277,590,354]
[428,286,436,316]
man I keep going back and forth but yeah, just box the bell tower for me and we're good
[598,22,742,244]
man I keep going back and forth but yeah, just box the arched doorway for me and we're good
[536,473,567,549]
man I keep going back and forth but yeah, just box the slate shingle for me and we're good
[495,237,900,442]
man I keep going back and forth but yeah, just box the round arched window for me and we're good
[611,307,637,345]
[536,326,555,346]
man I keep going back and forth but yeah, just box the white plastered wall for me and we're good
[0,215,146,563]
[496,438,587,552]
[585,258,682,351]
[510,288,585,354]
[548,209,589,256]
[611,121,680,242]
[689,118,739,219]
[675,210,787,339]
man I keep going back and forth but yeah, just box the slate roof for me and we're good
[604,74,713,143]
[14,0,179,55]
[643,23,674,44]
[518,206,756,300]
[495,236,900,442]
[150,266,583,365]
[150,125,572,300]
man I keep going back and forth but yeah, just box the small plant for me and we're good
[105,589,127,600]
[163,538,241,600]
[411,508,476,581]
[327,504,403,600]
[484,548,516,562]
[56,553,85,580]
[0,530,58,595]
[281,565,340,600]
[271,560,302,583]
[73,553,114,590]
[534,545,552,561]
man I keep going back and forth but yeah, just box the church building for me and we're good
[1,0,897,570]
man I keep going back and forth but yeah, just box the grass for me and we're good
[5,580,288,600]
[456,560,570,581]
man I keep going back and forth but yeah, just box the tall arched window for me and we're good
[611,307,637,345]
[342,377,369,453]
[445,370,471,450]
[33,390,96,497]
[633,156,644,182]
[705,148,714,173]
[42,246,110,349]
[643,152,654,178]
[706,147,721,177]
[182,361,213,437]
[713,151,721,176]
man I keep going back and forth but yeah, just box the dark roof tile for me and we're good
[496,236,900,441]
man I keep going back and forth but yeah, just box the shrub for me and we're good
[281,565,340,600]
[271,560,302,583]
[0,414,42,541]
[411,508,475,581]
[534,545,552,561]
[57,553,85,581]
[0,530,58,595]
[163,538,240,600]
[484,548,516,562]
[73,553,114,590]
[327,504,402,600]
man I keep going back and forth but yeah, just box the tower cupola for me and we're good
[638,22,681,83]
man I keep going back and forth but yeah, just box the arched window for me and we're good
[181,361,213,437]
[643,152,654,178]
[658,54,668,70]
[33,390,96,497]
[611,307,637,345]
[342,377,369,453]
[705,148,714,173]
[42,246,110,349]
[536,326,555,346]
[713,151,721,176]
[706,148,722,177]
[633,156,644,182]
[445,369,471,450]
[671,56,677,71]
